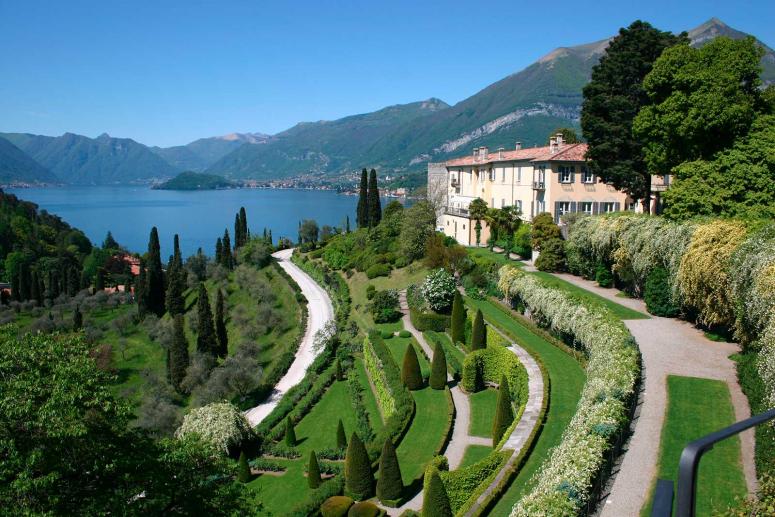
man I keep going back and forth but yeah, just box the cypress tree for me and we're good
[30,271,41,306]
[11,269,21,302]
[401,344,423,390]
[95,268,105,291]
[73,306,83,331]
[471,309,486,351]
[172,234,182,269]
[335,358,343,381]
[267,229,272,246]
[67,266,79,296]
[221,230,233,269]
[165,236,185,315]
[196,283,218,357]
[423,469,452,517]
[367,168,381,227]
[336,419,347,450]
[284,416,297,447]
[345,432,373,500]
[450,291,465,345]
[345,215,350,233]
[429,341,447,390]
[356,168,368,228]
[234,213,242,250]
[215,289,228,358]
[169,314,190,393]
[237,450,251,483]
[215,237,223,265]
[145,227,166,316]
[18,266,30,301]
[136,259,148,316]
[239,207,248,246]
[492,375,514,447]
[47,269,59,300]
[308,450,322,489]
[376,439,403,502]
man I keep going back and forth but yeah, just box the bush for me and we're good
[492,375,514,447]
[380,330,394,339]
[429,342,447,390]
[285,416,297,447]
[337,419,348,450]
[366,285,376,300]
[398,330,411,338]
[595,264,614,288]
[376,439,403,504]
[175,402,254,454]
[371,290,401,324]
[422,469,453,517]
[645,266,679,317]
[439,450,510,513]
[308,450,322,488]
[401,345,424,390]
[237,450,251,483]
[470,309,486,351]
[344,432,374,500]
[348,501,382,517]
[531,212,562,251]
[461,353,484,393]
[513,224,532,259]
[366,264,390,279]
[321,496,354,517]
[534,238,566,272]
[409,309,450,332]
[420,269,457,313]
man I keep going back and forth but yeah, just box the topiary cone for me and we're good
[308,450,322,489]
[284,416,297,447]
[422,469,452,517]
[450,291,465,345]
[376,439,403,502]
[237,450,251,483]
[471,309,486,350]
[337,419,347,450]
[345,432,374,500]
[401,344,423,390]
[429,341,447,390]
[492,374,514,447]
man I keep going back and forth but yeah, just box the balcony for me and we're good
[532,181,545,190]
[444,206,470,217]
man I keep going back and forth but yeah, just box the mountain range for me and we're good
[1,18,772,186]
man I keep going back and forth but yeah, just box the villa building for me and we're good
[430,134,632,246]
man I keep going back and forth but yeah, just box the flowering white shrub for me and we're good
[498,267,639,515]
[420,268,457,312]
[175,401,254,454]
[758,320,775,409]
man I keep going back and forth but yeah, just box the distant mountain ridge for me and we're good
[0,137,58,185]
[151,132,270,172]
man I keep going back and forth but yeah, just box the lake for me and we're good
[7,186,396,258]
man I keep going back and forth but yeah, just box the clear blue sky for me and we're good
[1,0,772,147]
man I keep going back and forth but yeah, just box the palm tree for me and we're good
[468,198,488,247]
[486,206,522,254]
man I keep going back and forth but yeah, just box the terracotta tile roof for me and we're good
[445,143,588,167]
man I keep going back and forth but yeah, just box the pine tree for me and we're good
[73,306,83,331]
[308,450,322,489]
[145,227,166,316]
[336,419,347,450]
[221,230,233,269]
[215,237,223,265]
[471,309,486,351]
[376,439,403,502]
[284,416,297,447]
[169,314,190,393]
[356,168,368,228]
[237,450,251,483]
[423,469,452,517]
[215,289,228,358]
[492,375,514,447]
[345,432,373,500]
[450,291,465,345]
[401,345,423,390]
[429,341,447,390]
[367,168,381,227]
[196,283,218,357]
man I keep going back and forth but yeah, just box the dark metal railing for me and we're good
[652,407,775,517]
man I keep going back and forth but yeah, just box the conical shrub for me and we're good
[237,450,251,483]
[376,439,403,503]
[401,344,423,390]
[422,469,452,517]
[345,432,374,500]
[429,342,447,390]
[337,419,347,450]
[450,291,465,345]
[492,374,514,447]
[308,450,322,488]
[284,416,297,447]
[471,309,486,350]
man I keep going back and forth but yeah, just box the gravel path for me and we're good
[243,248,334,426]
[525,271,756,516]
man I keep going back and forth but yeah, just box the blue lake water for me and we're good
[7,186,391,258]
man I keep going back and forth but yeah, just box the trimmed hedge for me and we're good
[440,450,510,513]
[321,496,354,517]
[424,332,462,380]
[289,474,345,516]
[401,344,424,390]
[429,341,448,390]
[345,432,374,500]
[461,328,527,406]
[407,284,450,332]
[348,501,383,517]
[376,439,403,504]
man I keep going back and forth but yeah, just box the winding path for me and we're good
[526,270,756,516]
[243,248,334,427]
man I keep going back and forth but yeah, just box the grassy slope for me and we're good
[460,445,494,469]
[395,385,450,484]
[469,388,498,439]
[383,333,430,380]
[424,330,465,370]
[641,376,746,516]
[466,297,586,515]
[354,357,385,434]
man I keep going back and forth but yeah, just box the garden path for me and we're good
[522,267,756,516]
[243,248,334,426]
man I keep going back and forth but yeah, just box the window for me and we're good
[558,165,575,183]
[602,202,616,213]
[463,224,466,230]
[515,200,523,213]
[581,166,594,184]
[580,201,593,215]
[491,198,495,208]
[558,201,571,216]
[489,169,495,181]
[517,166,522,184]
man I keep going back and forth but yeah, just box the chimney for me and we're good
[498,147,504,159]
[515,141,522,150]
[549,137,557,154]
[473,147,478,159]
[481,147,488,159]
[556,132,564,148]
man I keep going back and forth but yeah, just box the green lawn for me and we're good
[246,457,305,516]
[529,271,649,320]
[641,376,747,516]
[424,330,465,372]
[459,445,494,469]
[466,247,525,267]
[466,298,586,515]
[294,379,356,454]
[396,386,451,484]
[383,332,430,380]
[469,388,497,439]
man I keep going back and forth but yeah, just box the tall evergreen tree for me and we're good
[284,416,297,447]
[172,234,182,269]
[423,469,453,517]
[492,375,514,447]
[376,439,403,502]
[215,237,223,265]
[72,306,83,331]
[367,168,381,227]
[145,227,166,316]
[221,230,233,269]
[344,432,373,500]
[429,342,447,390]
[345,215,350,233]
[471,309,486,351]
[336,419,347,450]
[30,271,41,306]
[67,266,79,296]
[103,231,119,250]
[356,168,368,228]
[307,450,322,489]
[267,229,272,246]
[237,450,251,483]
[581,20,686,212]
[401,345,423,390]
[234,214,242,251]
[18,266,30,301]
[196,283,218,357]
[215,289,228,358]
[169,314,190,393]
[450,291,465,345]
[11,269,20,302]
[136,259,148,316]
[239,207,248,246]
[95,269,105,291]
[165,236,185,315]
